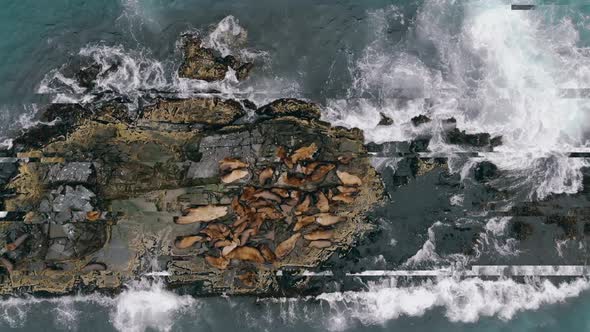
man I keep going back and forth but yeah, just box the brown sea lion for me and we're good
[290,143,318,165]
[86,211,101,221]
[239,229,256,246]
[5,234,29,251]
[295,195,311,215]
[259,167,274,185]
[336,171,362,186]
[222,169,249,184]
[232,197,247,218]
[258,244,277,262]
[253,190,282,203]
[271,188,290,198]
[175,235,206,249]
[316,192,330,213]
[293,215,316,232]
[257,207,283,220]
[205,255,229,270]
[227,246,265,263]
[219,158,248,172]
[277,172,306,187]
[175,205,228,224]
[332,193,355,204]
[304,230,334,241]
[316,214,346,226]
[221,241,239,256]
[309,164,335,182]
[275,233,301,259]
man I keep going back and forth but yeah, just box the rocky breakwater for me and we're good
[0,37,383,295]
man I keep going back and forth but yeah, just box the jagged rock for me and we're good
[76,63,102,89]
[0,94,382,296]
[46,163,94,184]
[178,35,253,81]
[378,113,393,126]
[474,161,499,183]
[411,115,431,126]
[445,128,492,147]
[257,98,321,120]
[141,98,245,126]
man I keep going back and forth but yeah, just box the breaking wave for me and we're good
[0,279,197,331]
[325,0,590,200]
[314,277,590,331]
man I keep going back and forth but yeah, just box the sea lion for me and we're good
[276,146,289,164]
[308,240,332,249]
[277,172,306,187]
[259,167,274,185]
[332,193,355,204]
[316,192,330,213]
[257,207,283,220]
[290,143,318,165]
[299,162,320,175]
[271,188,290,198]
[80,262,107,273]
[316,214,346,226]
[221,241,239,256]
[304,230,334,241]
[295,195,311,215]
[336,171,362,186]
[205,255,229,270]
[86,211,101,221]
[240,186,257,201]
[222,169,249,183]
[175,235,206,249]
[232,197,247,218]
[200,224,230,241]
[239,229,256,246]
[293,215,316,232]
[275,233,301,259]
[219,158,248,172]
[214,240,233,248]
[5,234,29,251]
[253,190,282,203]
[175,205,228,224]
[258,244,277,262]
[227,246,265,263]
[0,257,13,274]
[309,164,335,183]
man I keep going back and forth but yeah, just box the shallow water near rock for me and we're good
[2,0,590,331]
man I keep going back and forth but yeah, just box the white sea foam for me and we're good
[0,279,197,331]
[316,277,590,330]
[111,279,198,332]
[325,0,590,199]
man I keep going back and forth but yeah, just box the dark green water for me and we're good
[2,0,590,331]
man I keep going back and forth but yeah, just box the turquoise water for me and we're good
[2,0,590,331]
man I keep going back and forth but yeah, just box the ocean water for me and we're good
[2,0,590,331]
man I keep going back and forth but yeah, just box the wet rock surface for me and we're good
[178,35,253,81]
[0,71,382,295]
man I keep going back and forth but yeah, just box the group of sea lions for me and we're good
[173,141,364,270]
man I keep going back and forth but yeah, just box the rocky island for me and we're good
[0,36,384,296]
